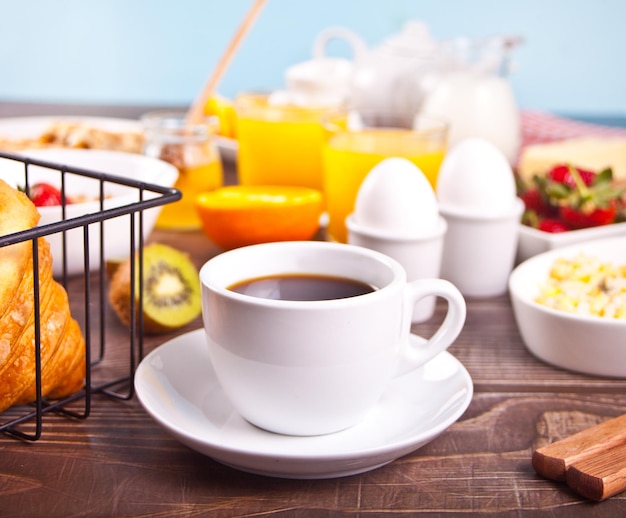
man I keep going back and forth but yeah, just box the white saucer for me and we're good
[135,329,473,479]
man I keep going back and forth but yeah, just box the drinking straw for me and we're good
[185,0,268,125]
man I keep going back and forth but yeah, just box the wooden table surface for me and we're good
[1,102,626,517]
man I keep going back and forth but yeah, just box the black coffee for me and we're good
[228,274,376,301]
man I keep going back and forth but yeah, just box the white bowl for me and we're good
[0,149,178,276]
[517,221,626,263]
[509,237,626,377]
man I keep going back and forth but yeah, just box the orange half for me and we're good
[196,186,324,249]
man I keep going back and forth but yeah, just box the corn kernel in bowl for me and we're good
[535,253,626,319]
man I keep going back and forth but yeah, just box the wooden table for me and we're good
[1,102,626,517]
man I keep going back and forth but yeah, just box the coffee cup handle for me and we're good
[396,278,466,376]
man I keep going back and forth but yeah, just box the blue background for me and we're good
[1,0,624,117]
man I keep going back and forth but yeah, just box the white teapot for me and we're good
[348,21,442,117]
[286,21,439,115]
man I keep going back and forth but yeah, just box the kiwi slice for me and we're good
[109,243,202,334]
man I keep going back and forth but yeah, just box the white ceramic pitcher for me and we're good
[420,36,523,165]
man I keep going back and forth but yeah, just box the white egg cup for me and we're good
[439,198,525,298]
[346,214,448,322]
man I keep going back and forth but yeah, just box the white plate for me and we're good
[0,148,178,276]
[517,221,626,263]
[0,115,142,139]
[135,329,473,479]
[0,116,237,161]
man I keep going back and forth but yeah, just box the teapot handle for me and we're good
[313,27,368,61]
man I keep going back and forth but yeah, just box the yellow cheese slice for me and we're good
[518,137,626,183]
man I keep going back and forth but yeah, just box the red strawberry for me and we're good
[537,218,570,233]
[548,164,596,187]
[520,188,553,216]
[559,201,618,229]
[520,164,625,233]
[29,182,63,207]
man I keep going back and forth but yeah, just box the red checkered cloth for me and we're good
[521,110,626,149]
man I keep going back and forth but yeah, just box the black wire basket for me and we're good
[0,150,181,440]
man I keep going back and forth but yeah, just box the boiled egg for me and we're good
[352,157,439,237]
[436,137,517,215]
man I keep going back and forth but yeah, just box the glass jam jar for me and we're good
[141,111,223,230]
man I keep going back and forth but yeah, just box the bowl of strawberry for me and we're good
[517,163,626,262]
[0,149,178,276]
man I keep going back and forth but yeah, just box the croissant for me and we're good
[0,178,85,413]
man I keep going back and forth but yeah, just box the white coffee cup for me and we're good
[199,241,466,436]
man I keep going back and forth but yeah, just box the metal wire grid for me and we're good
[0,151,181,440]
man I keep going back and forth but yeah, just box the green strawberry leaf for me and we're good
[593,168,614,185]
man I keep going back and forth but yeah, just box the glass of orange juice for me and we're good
[235,93,337,192]
[141,111,223,230]
[322,111,448,243]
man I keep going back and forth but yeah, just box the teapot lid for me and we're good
[378,21,438,58]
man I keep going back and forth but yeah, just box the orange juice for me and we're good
[236,94,331,191]
[323,114,447,243]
